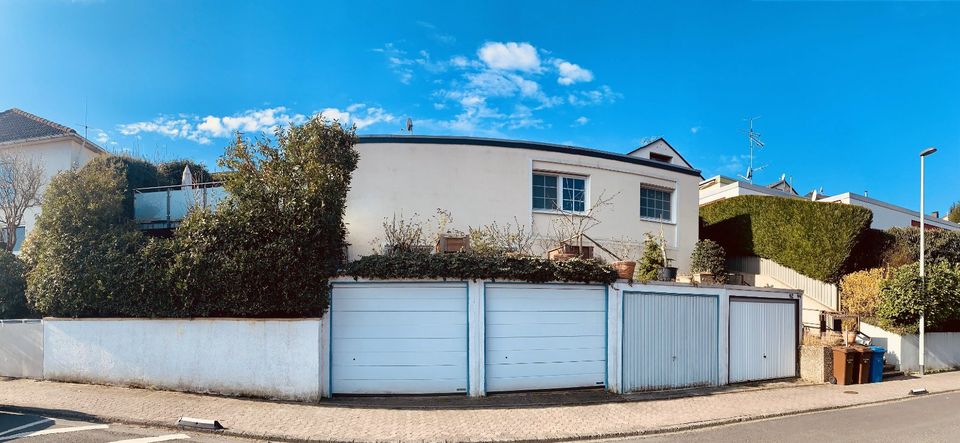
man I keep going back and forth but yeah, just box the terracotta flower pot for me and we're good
[612,261,637,280]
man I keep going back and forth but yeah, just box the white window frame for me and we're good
[639,185,675,224]
[532,171,589,214]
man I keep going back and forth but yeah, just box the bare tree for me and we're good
[0,153,44,252]
[548,190,620,255]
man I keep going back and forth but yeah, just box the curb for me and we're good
[2,388,957,442]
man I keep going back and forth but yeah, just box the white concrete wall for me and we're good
[861,322,960,373]
[43,318,321,401]
[0,320,43,378]
[346,141,701,273]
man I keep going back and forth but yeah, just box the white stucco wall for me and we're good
[346,140,701,273]
[0,320,43,378]
[861,322,960,373]
[43,318,321,401]
[0,137,106,244]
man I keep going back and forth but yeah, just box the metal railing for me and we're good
[134,182,227,228]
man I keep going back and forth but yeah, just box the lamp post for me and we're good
[919,146,937,376]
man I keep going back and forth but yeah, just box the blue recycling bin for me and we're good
[869,346,886,383]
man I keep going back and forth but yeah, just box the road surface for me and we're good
[607,392,960,442]
[0,411,251,442]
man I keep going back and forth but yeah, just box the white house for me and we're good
[0,108,108,251]
[345,135,703,272]
[699,175,959,231]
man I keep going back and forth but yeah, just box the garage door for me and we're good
[330,283,468,394]
[729,298,797,383]
[485,284,606,392]
[622,292,718,392]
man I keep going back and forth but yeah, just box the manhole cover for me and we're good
[843,390,859,394]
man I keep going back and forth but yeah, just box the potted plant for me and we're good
[546,190,619,261]
[690,239,726,284]
[608,236,637,280]
[635,234,663,282]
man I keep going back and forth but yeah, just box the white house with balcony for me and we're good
[345,135,703,272]
[0,108,108,252]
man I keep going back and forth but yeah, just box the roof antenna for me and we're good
[739,116,767,184]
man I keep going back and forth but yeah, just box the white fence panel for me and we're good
[729,256,837,311]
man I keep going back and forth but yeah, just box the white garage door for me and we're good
[330,283,468,394]
[485,284,606,392]
[622,292,718,392]
[729,298,797,383]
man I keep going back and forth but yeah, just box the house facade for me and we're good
[0,109,108,251]
[699,175,960,231]
[345,136,703,272]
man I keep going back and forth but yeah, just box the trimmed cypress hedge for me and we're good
[700,196,873,283]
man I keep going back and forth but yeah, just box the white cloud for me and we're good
[317,108,350,123]
[573,116,589,126]
[568,85,621,106]
[352,106,396,129]
[118,106,308,145]
[691,126,702,134]
[554,59,593,85]
[478,42,541,72]
[94,129,109,144]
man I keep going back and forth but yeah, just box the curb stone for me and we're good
[2,388,957,443]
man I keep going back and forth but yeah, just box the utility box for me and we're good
[832,347,857,385]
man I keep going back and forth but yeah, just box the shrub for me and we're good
[0,251,31,319]
[690,239,726,279]
[95,156,161,219]
[876,261,960,333]
[23,158,157,317]
[881,227,960,267]
[634,234,663,282]
[700,195,873,283]
[840,268,887,319]
[342,251,618,284]
[948,202,960,224]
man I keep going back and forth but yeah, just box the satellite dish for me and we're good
[406,118,413,133]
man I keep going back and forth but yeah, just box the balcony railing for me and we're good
[134,182,227,229]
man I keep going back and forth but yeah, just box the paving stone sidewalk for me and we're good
[1,373,958,442]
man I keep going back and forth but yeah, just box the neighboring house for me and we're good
[345,135,703,272]
[699,175,960,231]
[0,108,108,251]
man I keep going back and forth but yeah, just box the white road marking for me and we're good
[0,418,53,437]
[110,433,192,443]
[0,423,109,441]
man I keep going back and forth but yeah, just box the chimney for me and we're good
[931,211,939,218]
[864,190,868,197]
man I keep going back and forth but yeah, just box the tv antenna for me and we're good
[739,116,767,183]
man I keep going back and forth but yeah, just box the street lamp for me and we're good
[919,146,937,376]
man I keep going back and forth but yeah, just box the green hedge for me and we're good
[700,196,873,283]
[881,227,960,267]
[341,252,619,284]
[876,261,960,333]
[0,252,31,319]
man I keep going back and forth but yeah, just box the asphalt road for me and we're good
[608,392,960,443]
[0,411,251,442]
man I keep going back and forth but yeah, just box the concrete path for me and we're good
[1,373,958,442]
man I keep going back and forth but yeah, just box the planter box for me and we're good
[547,244,594,260]
[436,235,470,253]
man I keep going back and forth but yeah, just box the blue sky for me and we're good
[1,0,958,213]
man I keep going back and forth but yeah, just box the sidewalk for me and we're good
[1,373,959,442]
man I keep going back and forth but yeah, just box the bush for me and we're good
[0,252,31,319]
[881,227,960,268]
[840,268,887,319]
[634,234,664,282]
[95,156,161,219]
[342,251,618,284]
[690,239,726,279]
[700,196,873,283]
[948,202,960,224]
[876,261,960,333]
[23,158,158,317]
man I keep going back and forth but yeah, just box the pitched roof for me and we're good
[766,178,798,195]
[625,137,697,171]
[0,108,79,144]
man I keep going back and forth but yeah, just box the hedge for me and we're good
[700,196,873,283]
[341,252,619,284]
[0,251,31,319]
[881,227,960,267]
[876,261,960,333]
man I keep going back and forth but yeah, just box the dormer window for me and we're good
[649,152,672,163]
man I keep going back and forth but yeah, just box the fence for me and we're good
[728,256,838,311]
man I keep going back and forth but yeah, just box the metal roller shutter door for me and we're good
[485,284,606,392]
[331,283,468,394]
[622,291,719,392]
[729,298,798,383]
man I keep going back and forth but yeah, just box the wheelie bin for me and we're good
[832,347,856,385]
[869,346,887,383]
[854,346,873,384]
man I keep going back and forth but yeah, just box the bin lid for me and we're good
[832,346,857,353]
[869,346,886,353]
